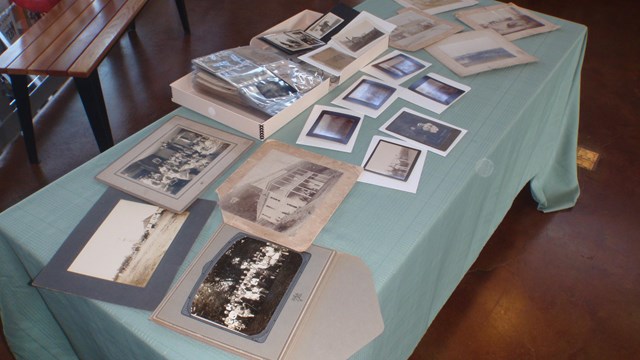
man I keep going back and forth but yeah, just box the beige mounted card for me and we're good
[216,140,362,252]
[455,3,560,41]
[387,8,464,51]
[426,29,537,77]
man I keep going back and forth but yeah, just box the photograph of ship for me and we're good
[219,149,343,234]
[67,200,189,287]
[364,139,421,182]
[188,236,305,339]
[119,127,231,196]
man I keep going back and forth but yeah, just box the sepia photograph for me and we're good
[387,8,464,51]
[68,200,188,287]
[96,116,253,213]
[306,109,360,144]
[300,45,357,76]
[373,52,427,79]
[455,3,560,41]
[32,188,216,310]
[426,29,537,77]
[187,235,307,340]
[395,0,478,15]
[333,18,385,55]
[344,78,397,110]
[217,140,362,252]
[305,12,344,40]
[381,107,466,156]
[364,139,421,182]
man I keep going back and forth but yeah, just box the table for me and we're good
[0,0,586,358]
[0,0,189,164]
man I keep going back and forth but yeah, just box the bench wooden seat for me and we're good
[0,0,190,163]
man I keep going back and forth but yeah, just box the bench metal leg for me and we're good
[174,0,190,34]
[73,71,114,153]
[9,74,39,164]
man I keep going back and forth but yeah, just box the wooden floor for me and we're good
[1,0,639,358]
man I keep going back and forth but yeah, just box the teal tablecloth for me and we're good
[0,0,586,358]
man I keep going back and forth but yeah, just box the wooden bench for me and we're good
[0,0,190,164]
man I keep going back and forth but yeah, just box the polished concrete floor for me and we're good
[1,0,639,359]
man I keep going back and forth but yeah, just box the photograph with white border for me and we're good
[387,8,465,51]
[381,107,467,156]
[426,29,537,77]
[296,105,363,153]
[305,12,345,39]
[329,11,396,57]
[331,75,399,118]
[400,72,470,114]
[359,135,426,193]
[362,50,431,85]
[455,3,560,41]
[395,0,478,15]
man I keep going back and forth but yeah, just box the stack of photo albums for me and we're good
[31,1,562,359]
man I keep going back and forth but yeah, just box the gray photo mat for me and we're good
[32,188,217,310]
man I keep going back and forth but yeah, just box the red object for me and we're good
[12,0,60,13]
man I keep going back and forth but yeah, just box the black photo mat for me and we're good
[306,110,360,144]
[32,188,216,310]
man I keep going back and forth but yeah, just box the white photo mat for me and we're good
[361,50,431,85]
[380,107,467,156]
[395,0,478,15]
[328,11,397,58]
[331,75,400,118]
[296,105,364,153]
[455,3,560,41]
[426,29,538,77]
[387,8,465,51]
[400,72,470,114]
[96,116,254,213]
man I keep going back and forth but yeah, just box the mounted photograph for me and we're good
[332,75,399,118]
[401,72,470,114]
[363,139,421,182]
[381,107,467,156]
[260,30,325,54]
[296,105,363,153]
[455,3,560,41]
[299,45,357,76]
[305,12,344,40]
[394,0,478,15]
[96,116,253,213]
[426,29,537,77]
[386,8,464,51]
[216,140,362,252]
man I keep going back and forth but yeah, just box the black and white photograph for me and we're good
[260,30,324,54]
[96,116,253,213]
[364,139,421,182]
[32,188,216,310]
[373,53,427,79]
[344,78,396,109]
[68,200,188,286]
[387,8,464,51]
[333,18,385,55]
[455,3,560,41]
[187,236,307,341]
[381,107,467,156]
[401,72,469,114]
[305,12,344,40]
[306,110,360,144]
[296,105,363,153]
[394,0,478,15]
[300,45,356,76]
[426,29,537,77]
[217,140,362,252]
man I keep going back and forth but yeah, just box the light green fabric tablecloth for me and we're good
[0,0,586,358]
